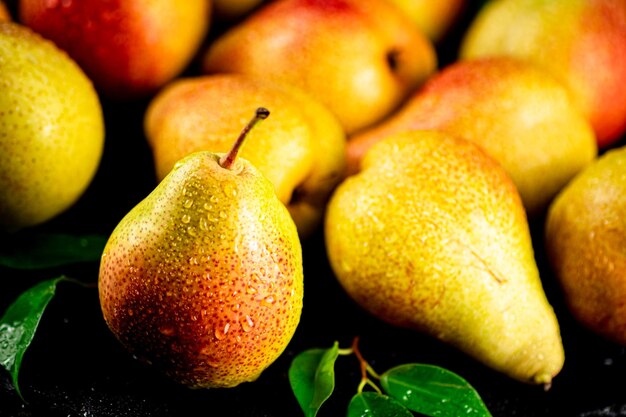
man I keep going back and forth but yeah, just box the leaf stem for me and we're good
[351,336,382,394]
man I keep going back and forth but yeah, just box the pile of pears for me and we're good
[2,0,626,395]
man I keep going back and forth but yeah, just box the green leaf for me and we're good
[0,233,107,269]
[289,341,340,417]
[347,392,413,417]
[380,364,492,417]
[0,276,69,400]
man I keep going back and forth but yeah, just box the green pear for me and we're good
[545,146,626,346]
[98,109,304,389]
[325,130,564,386]
[0,22,104,231]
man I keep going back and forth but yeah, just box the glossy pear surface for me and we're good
[460,0,626,148]
[326,130,564,385]
[144,74,346,237]
[348,57,597,216]
[0,22,104,231]
[546,146,626,346]
[202,0,436,135]
[99,151,304,388]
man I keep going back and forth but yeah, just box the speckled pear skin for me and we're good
[346,57,597,217]
[98,151,304,389]
[0,22,104,231]
[545,146,626,346]
[325,130,564,385]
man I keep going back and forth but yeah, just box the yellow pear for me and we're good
[0,22,104,231]
[201,0,437,135]
[459,0,626,148]
[347,57,597,216]
[545,146,626,346]
[99,109,304,388]
[325,129,564,386]
[144,73,346,237]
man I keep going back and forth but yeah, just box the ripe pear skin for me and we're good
[19,0,211,99]
[545,146,626,346]
[347,57,597,216]
[144,74,346,237]
[0,22,104,231]
[201,0,437,135]
[98,150,304,389]
[325,130,564,385]
[460,0,626,148]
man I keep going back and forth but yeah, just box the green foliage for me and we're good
[0,277,69,400]
[381,364,492,417]
[289,339,492,417]
[347,392,413,417]
[0,232,107,270]
[0,231,103,401]
[289,342,340,417]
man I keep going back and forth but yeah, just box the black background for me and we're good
[2,1,626,416]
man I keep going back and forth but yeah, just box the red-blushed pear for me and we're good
[386,0,466,42]
[325,130,564,386]
[460,0,626,148]
[19,0,211,100]
[347,57,597,216]
[201,0,437,135]
[545,145,626,347]
[99,108,304,389]
[144,73,346,238]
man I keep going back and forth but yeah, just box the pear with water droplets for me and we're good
[98,109,304,389]
[325,130,564,386]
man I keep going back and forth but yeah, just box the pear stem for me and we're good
[219,107,270,170]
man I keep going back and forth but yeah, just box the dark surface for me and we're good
[3,1,626,416]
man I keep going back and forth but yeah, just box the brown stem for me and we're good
[219,107,270,169]
[352,336,368,383]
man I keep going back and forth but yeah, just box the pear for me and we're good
[201,0,437,135]
[144,73,346,237]
[325,129,564,386]
[460,0,626,148]
[19,0,211,99]
[98,108,304,389]
[347,57,597,216]
[0,22,104,231]
[545,146,626,346]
